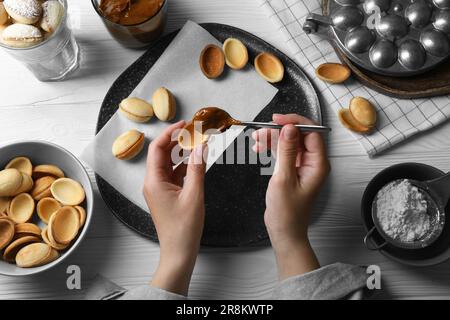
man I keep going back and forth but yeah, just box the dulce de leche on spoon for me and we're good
[178,107,331,150]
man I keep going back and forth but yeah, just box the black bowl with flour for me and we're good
[361,163,450,267]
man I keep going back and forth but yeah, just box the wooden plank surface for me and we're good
[0,0,450,300]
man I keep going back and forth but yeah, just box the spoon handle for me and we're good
[238,121,331,133]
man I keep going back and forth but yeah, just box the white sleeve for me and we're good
[85,275,187,300]
[272,263,368,300]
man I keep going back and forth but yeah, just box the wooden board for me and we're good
[323,0,450,99]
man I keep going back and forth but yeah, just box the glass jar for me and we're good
[0,0,80,82]
[91,0,168,49]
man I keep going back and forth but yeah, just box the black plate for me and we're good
[95,23,322,246]
[361,163,450,266]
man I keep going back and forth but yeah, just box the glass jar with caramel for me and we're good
[91,0,167,49]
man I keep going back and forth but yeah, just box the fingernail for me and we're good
[283,125,298,140]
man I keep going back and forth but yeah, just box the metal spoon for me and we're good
[237,121,331,132]
[192,107,331,133]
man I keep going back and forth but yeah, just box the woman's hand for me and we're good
[143,121,207,296]
[252,114,330,280]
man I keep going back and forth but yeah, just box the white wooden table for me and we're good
[1,0,450,300]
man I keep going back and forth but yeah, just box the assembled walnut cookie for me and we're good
[0,156,87,268]
[338,97,377,134]
[114,87,178,160]
[112,129,145,160]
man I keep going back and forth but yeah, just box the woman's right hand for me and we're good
[252,114,330,280]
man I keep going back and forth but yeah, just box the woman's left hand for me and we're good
[143,121,207,296]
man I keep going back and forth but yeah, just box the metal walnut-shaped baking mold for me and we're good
[303,0,450,77]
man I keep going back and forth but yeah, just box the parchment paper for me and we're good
[81,21,278,212]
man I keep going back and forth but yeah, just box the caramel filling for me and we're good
[99,0,164,25]
[179,107,239,149]
[192,107,239,133]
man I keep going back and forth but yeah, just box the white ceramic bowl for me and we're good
[0,141,93,276]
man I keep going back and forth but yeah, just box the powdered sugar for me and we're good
[375,179,431,242]
[4,0,42,19]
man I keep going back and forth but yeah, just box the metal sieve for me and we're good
[303,0,450,76]
[365,173,450,250]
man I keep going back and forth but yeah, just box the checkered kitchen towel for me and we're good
[258,0,450,157]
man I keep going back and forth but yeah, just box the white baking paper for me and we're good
[81,21,278,212]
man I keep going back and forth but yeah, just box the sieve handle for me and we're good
[425,172,450,209]
[363,226,387,251]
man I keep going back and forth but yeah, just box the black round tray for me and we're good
[95,23,322,247]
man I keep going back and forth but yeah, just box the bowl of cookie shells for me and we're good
[0,141,93,276]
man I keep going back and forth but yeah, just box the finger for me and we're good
[252,128,269,141]
[147,121,185,181]
[168,140,179,150]
[169,141,188,166]
[172,162,187,187]
[252,142,267,153]
[252,128,280,153]
[252,128,277,142]
[183,144,207,195]
[276,124,300,177]
[302,131,328,169]
[252,129,270,153]
[153,121,186,149]
[272,113,318,126]
[304,132,326,154]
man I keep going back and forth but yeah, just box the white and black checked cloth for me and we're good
[258,0,450,157]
